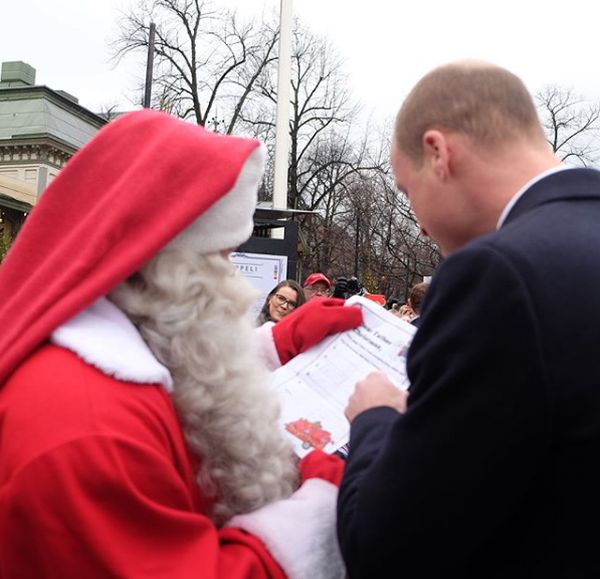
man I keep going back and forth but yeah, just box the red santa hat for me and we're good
[0,110,264,385]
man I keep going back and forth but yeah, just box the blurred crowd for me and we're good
[258,272,430,328]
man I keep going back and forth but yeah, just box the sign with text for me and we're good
[230,252,288,318]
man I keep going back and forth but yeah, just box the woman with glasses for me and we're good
[257,280,306,325]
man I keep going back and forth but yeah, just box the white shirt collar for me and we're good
[496,165,574,229]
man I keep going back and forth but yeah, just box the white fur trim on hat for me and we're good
[227,478,346,579]
[166,145,265,254]
[50,297,173,391]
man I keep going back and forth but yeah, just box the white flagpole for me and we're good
[272,0,293,239]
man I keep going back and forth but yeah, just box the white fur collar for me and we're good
[50,297,173,391]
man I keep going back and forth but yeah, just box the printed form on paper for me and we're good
[269,295,416,458]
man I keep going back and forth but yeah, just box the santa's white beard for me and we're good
[109,250,298,525]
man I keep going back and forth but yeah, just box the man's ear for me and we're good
[422,130,451,181]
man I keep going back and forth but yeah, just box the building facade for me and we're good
[0,61,106,257]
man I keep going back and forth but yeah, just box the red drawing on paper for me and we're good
[286,418,333,450]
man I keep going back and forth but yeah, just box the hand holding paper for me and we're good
[272,297,363,365]
[269,296,416,457]
[345,370,409,422]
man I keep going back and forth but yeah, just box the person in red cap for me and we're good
[0,110,361,578]
[302,272,332,301]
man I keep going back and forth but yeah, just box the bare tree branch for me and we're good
[536,85,600,166]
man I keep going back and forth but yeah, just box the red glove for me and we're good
[272,297,363,365]
[299,449,345,486]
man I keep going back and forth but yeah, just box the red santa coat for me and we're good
[0,343,288,578]
[0,111,345,578]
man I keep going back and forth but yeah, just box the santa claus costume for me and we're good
[0,110,360,578]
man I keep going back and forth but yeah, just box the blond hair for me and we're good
[109,250,297,525]
[395,61,545,164]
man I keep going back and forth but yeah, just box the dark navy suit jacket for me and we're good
[338,168,600,578]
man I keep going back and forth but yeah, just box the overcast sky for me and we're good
[3,0,600,123]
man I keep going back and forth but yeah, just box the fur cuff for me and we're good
[254,321,282,371]
[227,478,345,579]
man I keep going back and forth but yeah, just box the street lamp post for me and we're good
[143,22,156,108]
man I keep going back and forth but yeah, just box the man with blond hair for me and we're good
[338,61,600,577]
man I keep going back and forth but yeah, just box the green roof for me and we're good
[0,85,105,150]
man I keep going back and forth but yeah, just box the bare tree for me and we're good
[294,126,391,278]
[297,134,364,275]
[112,4,439,293]
[536,86,600,167]
[242,23,379,211]
[286,27,359,211]
[377,209,440,299]
[96,104,122,122]
[345,167,440,298]
[112,0,278,133]
[297,131,441,294]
